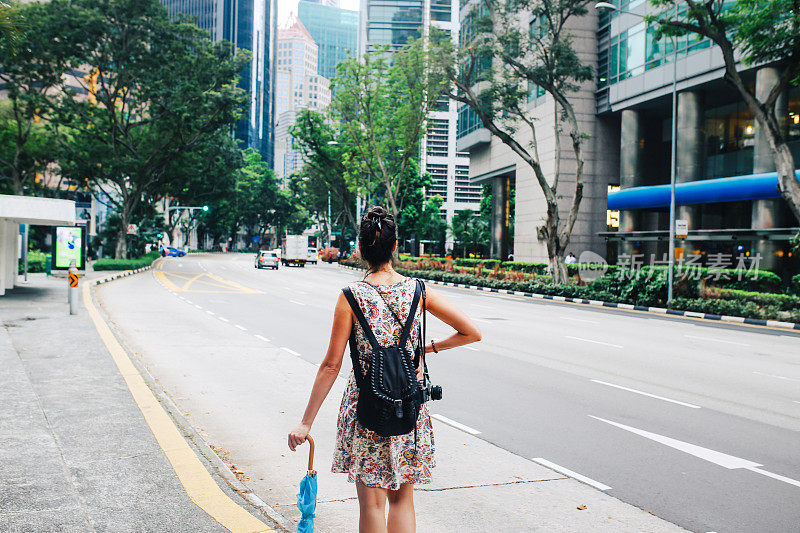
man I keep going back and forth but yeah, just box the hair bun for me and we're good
[366,207,388,220]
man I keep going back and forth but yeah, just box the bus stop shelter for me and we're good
[0,194,76,296]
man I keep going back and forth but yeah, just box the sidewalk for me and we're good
[96,265,688,532]
[0,273,260,531]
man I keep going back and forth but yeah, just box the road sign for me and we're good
[68,272,79,287]
[126,224,138,235]
[675,219,688,239]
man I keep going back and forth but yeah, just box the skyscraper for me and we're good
[359,0,481,243]
[161,0,277,167]
[297,0,358,81]
[274,17,331,182]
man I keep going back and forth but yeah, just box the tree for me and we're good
[0,0,76,194]
[651,0,800,223]
[432,0,593,283]
[161,130,242,246]
[450,209,489,257]
[289,109,358,240]
[51,0,249,258]
[0,0,24,54]
[332,38,451,221]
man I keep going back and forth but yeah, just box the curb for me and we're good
[339,264,800,332]
[88,261,292,532]
[91,263,156,285]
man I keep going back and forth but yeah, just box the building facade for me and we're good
[457,1,800,272]
[359,0,482,240]
[274,17,331,183]
[162,0,277,167]
[298,0,358,81]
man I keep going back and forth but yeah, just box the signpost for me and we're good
[68,260,79,315]
[676,219,688,240]
[126,224,138,235]
[51,226,86,270]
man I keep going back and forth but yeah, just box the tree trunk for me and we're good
[774,143,800,223]
[115,221,128,259]
[549,254,568,285]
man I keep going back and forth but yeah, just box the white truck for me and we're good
[282,235,308,267]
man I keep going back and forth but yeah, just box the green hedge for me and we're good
[669,297,800,323]
[18,251,48,274]
[708,288,800,311]
[700,268,782,292]
[93,251,160,271]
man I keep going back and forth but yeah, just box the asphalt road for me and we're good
[149,253,799,532]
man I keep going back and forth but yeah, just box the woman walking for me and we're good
[288,206,481,532]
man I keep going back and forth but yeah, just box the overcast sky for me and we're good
[278,0,360,26]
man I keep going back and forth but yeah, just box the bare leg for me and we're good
[356,482,388,533]
[387,483,415,533]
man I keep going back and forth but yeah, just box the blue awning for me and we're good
[607,170,800,210]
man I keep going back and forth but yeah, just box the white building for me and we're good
[275,16,331,183]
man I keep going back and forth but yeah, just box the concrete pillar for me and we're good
[676,91,705,254]
[752,67,789,271]
[620,109,646,257]
[0,220,7,296]
[490,174,510,259]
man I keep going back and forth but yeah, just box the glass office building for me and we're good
[161,0,277,167]
[298,0,358,81]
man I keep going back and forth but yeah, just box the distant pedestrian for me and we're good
[288,206,481,532]
[565,252,577,264]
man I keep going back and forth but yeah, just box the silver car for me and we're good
[255,250,279,270]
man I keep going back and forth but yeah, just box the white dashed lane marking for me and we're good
[431,414,481,435]
[281,347,301,356]
[254,335,270,342]
[235,324,247,331]
[590,379,701,409]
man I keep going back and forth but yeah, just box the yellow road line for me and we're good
[82,282,273,533]
[155,270,260,294]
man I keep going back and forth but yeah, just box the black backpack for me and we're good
[342,279,426,437]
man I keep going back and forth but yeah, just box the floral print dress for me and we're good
[331,278,435,490]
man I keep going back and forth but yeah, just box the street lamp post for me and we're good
[595,2,679,302]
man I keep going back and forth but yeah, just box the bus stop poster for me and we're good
[52,226,86,270]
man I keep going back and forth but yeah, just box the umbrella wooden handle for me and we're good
[305,434,315,472]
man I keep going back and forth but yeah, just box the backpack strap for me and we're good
[398,281,421,350]
[342,286,382,387]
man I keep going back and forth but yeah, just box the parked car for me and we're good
[255,250,279,270]
[161,246,186,257]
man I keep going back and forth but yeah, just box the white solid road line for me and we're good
[565,336,623,349]
[289,299,306,306]
[752,371,800,383]
[589,416,800,489]
[254,334,270,342]
[531,458,612,491]
[684,334,750,346]
[431,413,481,435]
[281,347,301,356]
[590,379,701,409]
[235,324,247,331]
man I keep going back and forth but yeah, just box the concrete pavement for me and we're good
[0,272,272,532]
[97,254,687,532]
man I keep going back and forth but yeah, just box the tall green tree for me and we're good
[51,0,249,258]
[0,0,76,194]
[289,109,358,240]
[332,37,451,220]
[432,1,593,282]
[651,0,800,223]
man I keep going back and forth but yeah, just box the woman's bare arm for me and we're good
[288,292,352,451]
[423,287,481,353]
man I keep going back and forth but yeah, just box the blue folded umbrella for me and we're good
[296,435,317,533]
